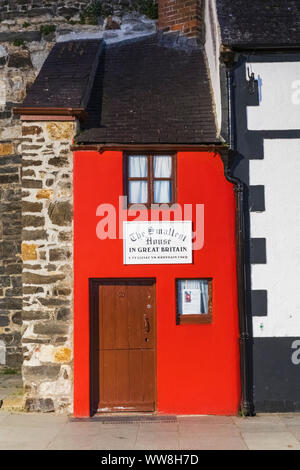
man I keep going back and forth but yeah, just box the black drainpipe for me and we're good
[221,61,255,416]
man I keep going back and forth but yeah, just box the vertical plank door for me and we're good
[98,280,156,412]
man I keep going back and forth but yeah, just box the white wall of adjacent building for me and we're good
[250,139,300,337]
[247,61,300,130]
[246,61,300,338]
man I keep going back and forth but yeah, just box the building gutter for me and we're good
[219,53,255,416]
[225,43,300,53]
[70,143,227,152]
[13,107,87,120]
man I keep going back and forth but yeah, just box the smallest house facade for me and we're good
[13,2,246,416]
[8,0,300,415]
[72,34,241,416]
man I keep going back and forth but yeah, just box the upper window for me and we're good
[125,153,176,207]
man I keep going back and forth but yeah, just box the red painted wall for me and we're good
[73,150,241,417]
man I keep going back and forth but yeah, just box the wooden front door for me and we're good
[97,280,156,412]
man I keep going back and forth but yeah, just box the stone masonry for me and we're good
[21,120,76,413]
[0,140,22,368]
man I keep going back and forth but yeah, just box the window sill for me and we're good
[176,314,213,325]
[127,203,178,210]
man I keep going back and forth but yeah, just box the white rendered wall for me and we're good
[204,0,222,133]
[246,61,300,338]
[250,139,300,337]
[247,61,300,130]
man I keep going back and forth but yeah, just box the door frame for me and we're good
[89,277,157,415]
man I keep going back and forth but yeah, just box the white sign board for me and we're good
[123,221,192,265]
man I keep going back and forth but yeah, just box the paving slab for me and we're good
[232,417,287,433]
[95,428,140,450]
[232,414,283,424]
[135,430,179,450]
[52,422,140,449]
[179,435,247,450]
[178,415,235,425]
[55,421,124,436]
[278,413,300,425]
[178,423,241,436]
[242,431,300,450]
[136,422,179,433]
[47,433,102,450]
[0,412,299,450]
[0,412,10,424]
[0,426,62,450]
[285,425,300,441]
[0,412,68,427]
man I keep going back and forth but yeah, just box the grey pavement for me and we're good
[0,411,300,449]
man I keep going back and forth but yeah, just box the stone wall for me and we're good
[21,120,75,413]
[0,140,22,367]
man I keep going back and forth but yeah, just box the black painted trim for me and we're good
[250,238,266,264]
[239,52,300,62]
[230,45,300,54]
[251,290,268,317]
[253,337,300,412]
[249,185,265,212]
[253,130,300,139]
[255,401,300,413]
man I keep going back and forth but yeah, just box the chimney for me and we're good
[158,0,205,40]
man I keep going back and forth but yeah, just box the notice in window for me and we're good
[181,288,202,314]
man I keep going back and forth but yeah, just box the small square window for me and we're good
[176,279,213,325]
[125,153,176,207]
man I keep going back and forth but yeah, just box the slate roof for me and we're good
[77,34,219,144]
[18,34,218,144]
[19,39,103,110]
[217,0,300,48]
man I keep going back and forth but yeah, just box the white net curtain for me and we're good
[153,156,172,203]
[129,155,148,204]
[128,155,172,204]
[177,279,209,315]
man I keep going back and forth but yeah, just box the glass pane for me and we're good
[177,279,209,315]
[129,181,148,204]
[154,181,171,203]
[153,156,172,178]
[129,156,147,177]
